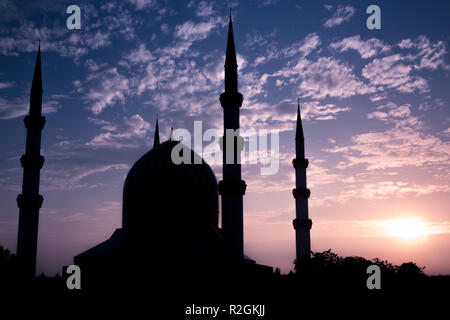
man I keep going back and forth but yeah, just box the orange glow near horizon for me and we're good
[382,218,429,240]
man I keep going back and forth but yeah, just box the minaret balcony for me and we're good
[220,91,243,109]
[292,158,309,168]
[24,115,46,130]
[20,154,45,169]
[293,218,312,230]
[292,187,311,199]
[17,193,44,209]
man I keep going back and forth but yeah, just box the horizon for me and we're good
[0,0,449,276]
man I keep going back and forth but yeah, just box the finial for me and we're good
[170,126,173,140]
[31,38,43,97]
[296,98,304,141]
[153,115,160,147]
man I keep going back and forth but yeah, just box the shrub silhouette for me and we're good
[291,249,431,292]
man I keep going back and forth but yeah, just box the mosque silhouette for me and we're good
[15,14,313,297]
[9,10,449,316]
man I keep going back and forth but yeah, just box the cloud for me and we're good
[239,100,349,141]
[0,82,14,89]
[86,114,151,149]
[282,33,321,58]
[326,102,450,171]
[261,0,277,6]
[159,16,226,58]
[323,5,355,28]
[82,67,130,114]
[367,102,412,121]
[294,57,375,99]
[0,167,21,191]
[160,23,170,35]
[0,4,137,57]
[311,181,450,208]
[362,54,429,93]
[127,0,157,10]
[397,39,414,49]
[131,49,226,123]
[243,154,295,194]
[84,59,100,72]
[301,101,350,120]
[191,1,215,17]
[0,21,83,57]
[417,98,444,112]
[344,181,449,201]
[83,31,111,50]
[124,43,154,64]
[248,32,319,67]
[0,97,60,119]
[174,18,222,42]
[308,162,341,187]
[330,35,390,59]
[398,35,449,70]
[244,29,275,49]
[41,163,129,191]
[369,93,387,102]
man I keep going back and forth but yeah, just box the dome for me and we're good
[122,140,219,232]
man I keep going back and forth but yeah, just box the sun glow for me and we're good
[383,218,429,240]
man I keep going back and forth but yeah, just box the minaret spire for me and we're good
[16,43,46,278]
[30,41,43,117]
[224,10,238,93]
[218,12,246,262]
[293,100,312,263]
[296,99,305,158]
[153,116,160,147]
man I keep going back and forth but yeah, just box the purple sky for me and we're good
[0,0,449,275]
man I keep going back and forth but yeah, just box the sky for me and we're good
[0,0,449,276]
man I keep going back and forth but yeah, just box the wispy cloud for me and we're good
[281,33,321,58]
[41,164,129,191]
[326,102,450,171]
[0,82,14,89]
[81,67,130,114]
[362,54,429,93]
[0,4,137,57]
[312,182,450,208]
[127,0,157,10]
[0,97,60,119]
[276,56,375,99]
[398,35,449,70]
[86,114,152,149]
[323,5,356,28]
[123,43,154,65]
[188,0,216,17]
[330,35,390,59]
[174,17,224,42]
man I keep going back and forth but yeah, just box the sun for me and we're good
[383,218,429,240]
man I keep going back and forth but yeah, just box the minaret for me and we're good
[153,116,160,147]
[16,43,46,278]
[293,100,312,262]
[218,12,246,262]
